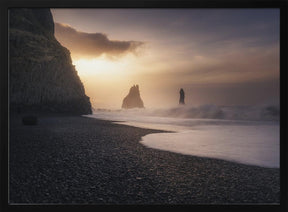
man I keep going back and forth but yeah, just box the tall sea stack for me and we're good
[122,85,144,109]
[179,88,185,105]
[9,8,92,114]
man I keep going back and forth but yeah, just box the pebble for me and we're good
[9,115,280,204]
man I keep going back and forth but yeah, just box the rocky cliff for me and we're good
[122,85,144,109]
[9,8,92,114]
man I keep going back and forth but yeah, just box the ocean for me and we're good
[84,105,279,168]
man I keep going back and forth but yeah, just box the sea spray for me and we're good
[84,104,279,168]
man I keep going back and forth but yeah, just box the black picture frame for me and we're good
[1,0,287,212]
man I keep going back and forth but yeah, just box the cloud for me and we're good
[138,41,279,87]
[54,23,144,59]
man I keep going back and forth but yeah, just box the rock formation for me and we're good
[179,88,185,105]
[122,85,144,109]
[9,8,92,114]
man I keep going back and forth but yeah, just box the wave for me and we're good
[94,104,279,122]
[89,105,279,168]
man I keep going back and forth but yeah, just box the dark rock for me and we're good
[179,88,185,105]
[9,9,92,115]
[122,85,144,109]
[22,115,38,125]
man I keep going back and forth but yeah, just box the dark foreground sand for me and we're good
[9,115,280,204]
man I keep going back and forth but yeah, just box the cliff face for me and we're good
[9,8,92,114]
[122,85,144,109]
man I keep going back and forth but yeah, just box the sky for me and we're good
[51,9,279,110]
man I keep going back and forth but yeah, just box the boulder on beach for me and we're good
[122,85,144,109]
[22,115,38,125]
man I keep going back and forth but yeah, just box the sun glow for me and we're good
[72,55,143,109]
[73,56,132,77]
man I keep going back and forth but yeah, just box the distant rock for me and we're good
[179,88,185,105]
[9,8,92,114]
[122,85,144,109]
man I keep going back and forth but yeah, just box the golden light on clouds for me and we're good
[55,22,144,59]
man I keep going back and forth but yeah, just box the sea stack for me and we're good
[179,88,185,105]
[9,8,92,114]
[122,85,144,109]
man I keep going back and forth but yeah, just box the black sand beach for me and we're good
[9,115,280,204]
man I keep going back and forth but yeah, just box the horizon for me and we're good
[51,8,280,110]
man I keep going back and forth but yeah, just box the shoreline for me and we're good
[9,115,280,204]
[85,114,279,169]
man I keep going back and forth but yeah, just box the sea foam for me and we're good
[84,105,279,168]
